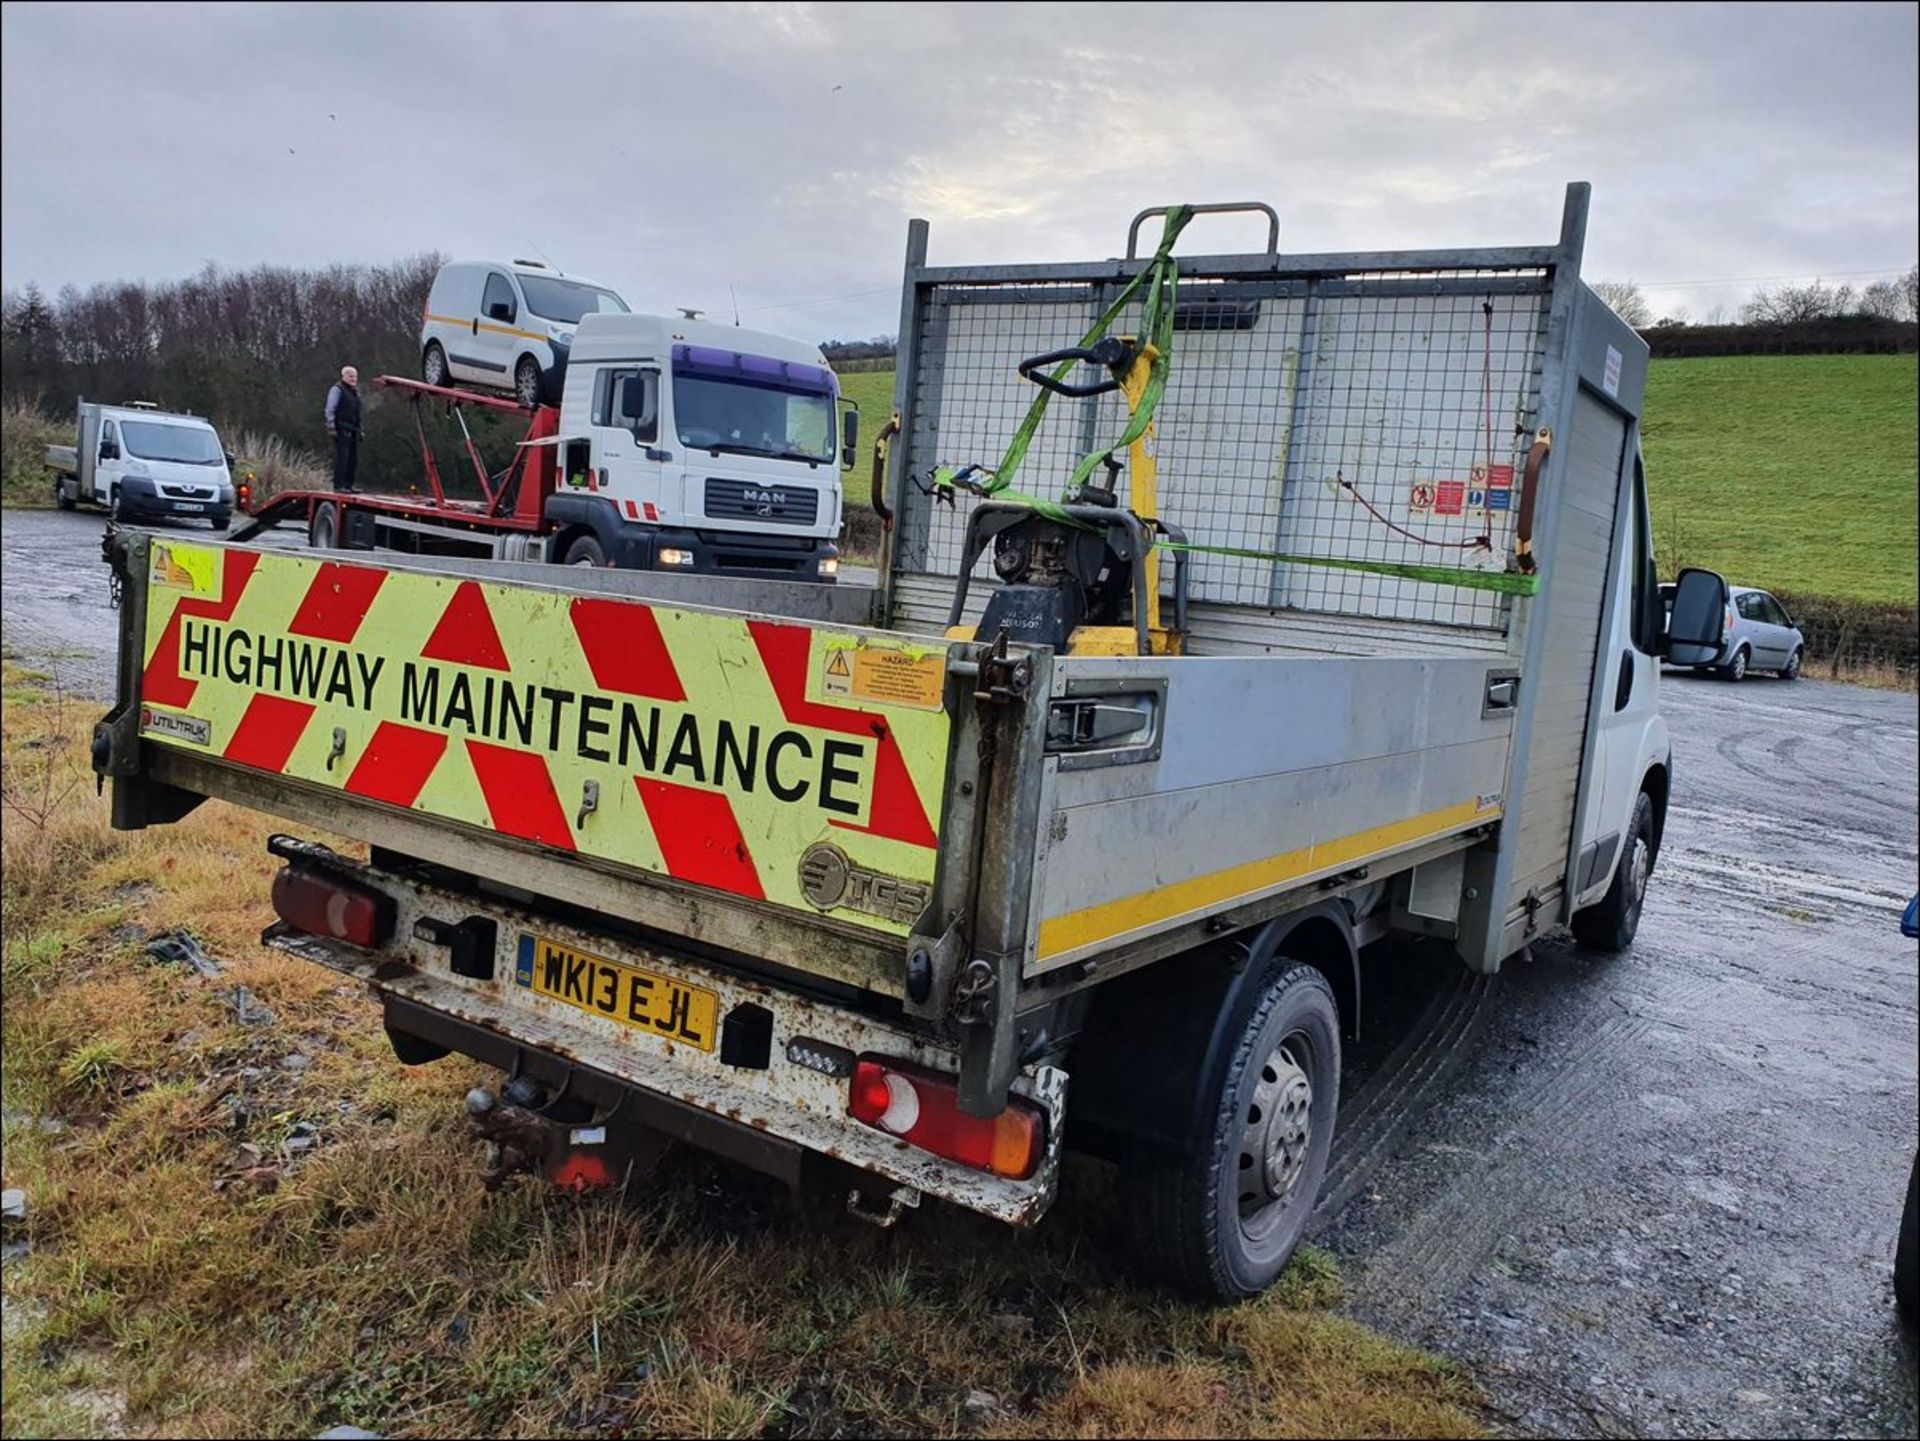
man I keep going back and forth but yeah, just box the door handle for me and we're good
[1614,650,1634,711]
[1482,669,1520,716]
[471,318,478,336]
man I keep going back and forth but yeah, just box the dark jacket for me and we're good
[327,381,362,436]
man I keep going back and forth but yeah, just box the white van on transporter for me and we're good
[420,259,630,407]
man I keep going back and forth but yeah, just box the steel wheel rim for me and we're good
[425,347,446,386]
[1237,1031,1314,1241]
[1627,835,1650,912]
[516,362,539,407]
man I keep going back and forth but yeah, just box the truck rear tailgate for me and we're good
[123,538,955,980]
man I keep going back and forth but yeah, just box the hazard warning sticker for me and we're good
[150,541,220,598]
[823,642,945,712]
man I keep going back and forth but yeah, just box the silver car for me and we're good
[1661,583,1805,681]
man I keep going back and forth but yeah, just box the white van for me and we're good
[419,260,630,407]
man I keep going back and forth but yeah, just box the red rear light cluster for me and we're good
[270,866,395,948]
[848,1057,1044,1180]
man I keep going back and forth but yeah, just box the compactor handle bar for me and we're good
[1125,202,1279,260]
[1016,337,1135,398]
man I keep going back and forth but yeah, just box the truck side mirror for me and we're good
[618,374,657,435]
[841,406,859,470]
[224,450,237,469]
[1664,567,1729,664]
[99,440,119,461]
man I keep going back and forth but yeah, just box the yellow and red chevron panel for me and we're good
[136,541,951,935]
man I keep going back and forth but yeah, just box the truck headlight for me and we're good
[657,547,695,567]
[817,556,839,577]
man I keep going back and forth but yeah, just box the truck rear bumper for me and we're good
[265,856,1064,1227]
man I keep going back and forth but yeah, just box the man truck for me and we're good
[237,313,853,584]
[94,185,1730,1299]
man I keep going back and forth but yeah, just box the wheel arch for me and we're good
[1639,760,1670,859]
[1066,901,1358,1158]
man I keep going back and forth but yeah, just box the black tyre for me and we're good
[514,355,542,409]
[1572,790,1656,953]
[562,533,606,567]
[1778,648,1802,681]
[1129,960,1341,1301]
[1897,1154,1918,1322]
[210,514,231,533]
[1718,646,1749,682]
[422,341,450,388]
[55,477,75,511]
[109,485,126,522]
[308,503,338,550]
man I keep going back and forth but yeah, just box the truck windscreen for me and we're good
[673,375,834,462]
[518,276,630,325]
[121,422,224,465]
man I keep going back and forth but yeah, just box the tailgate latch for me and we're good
[1044,677,1165,771]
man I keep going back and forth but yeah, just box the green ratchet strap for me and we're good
[1151,537,1542,596]
[935,205,1539,598]
[980,205,1195,500]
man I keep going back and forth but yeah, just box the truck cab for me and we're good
[547,315,848,582]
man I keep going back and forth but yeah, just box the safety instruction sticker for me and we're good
[1434,479,1466,517]
[136,543,953,934]
[821,640,946,711]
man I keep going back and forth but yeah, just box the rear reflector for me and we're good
[848,1057,1044,1180]
[270,866,395,948]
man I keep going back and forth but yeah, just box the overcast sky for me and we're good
[2,1,1914,337]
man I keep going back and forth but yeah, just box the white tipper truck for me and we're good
[94,185,1732,1300]
[48,399,237,529]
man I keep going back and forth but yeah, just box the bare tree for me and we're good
[1703,304,1732,326]
[1857,278,1908,320]
[1590,279,1652,328]
[1652,305,1692,328]
[1741,279,1856,324]
[1902,263,1918,322]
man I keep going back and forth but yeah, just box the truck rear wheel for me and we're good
[1129,959,1340,1301]
[55,476,75,511]
[309,503,338,549]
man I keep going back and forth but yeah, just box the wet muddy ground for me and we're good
[4,506,1915,1437]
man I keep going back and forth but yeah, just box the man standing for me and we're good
[325,365,362,492]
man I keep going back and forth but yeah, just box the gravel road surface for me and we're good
[4,505,1915,1437]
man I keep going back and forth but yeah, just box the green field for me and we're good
[840,353,1917,605]
[1642,354,1917,604]
[837,368,898,430]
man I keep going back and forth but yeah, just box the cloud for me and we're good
[2,1,1913,337]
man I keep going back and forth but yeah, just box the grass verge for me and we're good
[0,662,1482,1439]
[2,396,64,510]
